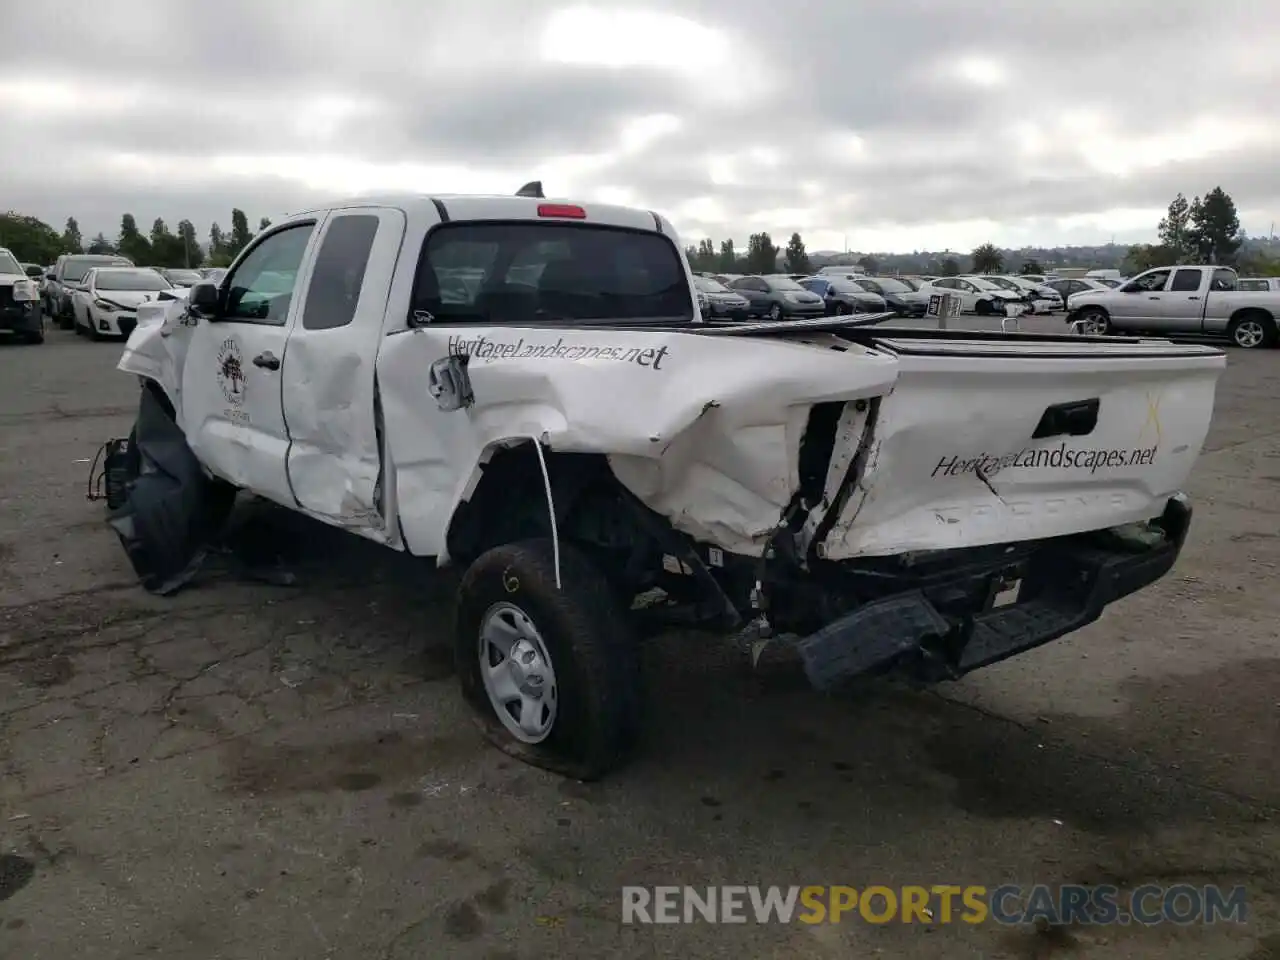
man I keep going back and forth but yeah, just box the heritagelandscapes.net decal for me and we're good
[446,334,671,370]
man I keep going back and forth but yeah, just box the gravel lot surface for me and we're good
[1,319,1277,959]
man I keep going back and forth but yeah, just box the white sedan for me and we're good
[987,275,1064,313]
[922,275,1030,315]
[71,267,175,340]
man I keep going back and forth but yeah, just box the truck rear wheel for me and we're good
[454,538,641,780]
[1227,312,1274,349]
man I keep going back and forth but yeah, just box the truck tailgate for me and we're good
[817,336,1227,559]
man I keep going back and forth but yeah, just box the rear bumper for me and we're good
[793,494,1192,690]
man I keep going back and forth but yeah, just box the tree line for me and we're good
[0,209,274,269]
[4,184,1277,278]
[684,231,1043,278]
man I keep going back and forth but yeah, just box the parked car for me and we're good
[1238,277,1280,292]
[797,276,887,315]
[70,266,175,340]
[850,276,929,316]
[1041,277,1113,301]
[1066,265,1280,348]
[986,276,1064,313]
[922,275,1030,315]
[200,267,229,285]
[728,274,827,319]
[114,188,1225,780]
[0,247,44,344]
[47,253,134,327]
[693,276,750,321]
[159,268,204,288]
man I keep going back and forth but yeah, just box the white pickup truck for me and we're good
[1067,265,1280,348]
[114,190,1226,779]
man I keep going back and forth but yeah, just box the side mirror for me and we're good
[45,271,56,281]
[188,280,220,317]
[1119,283,1140,293]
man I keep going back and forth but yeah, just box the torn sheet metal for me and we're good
[375,326,900,558]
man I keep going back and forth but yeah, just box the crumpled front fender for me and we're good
[117,298,195,418]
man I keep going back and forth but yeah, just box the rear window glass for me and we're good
[412,222,693,324]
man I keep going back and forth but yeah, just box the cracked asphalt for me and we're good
[1,321,1279,960]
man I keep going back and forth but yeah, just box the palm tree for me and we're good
[971,243,1003,274]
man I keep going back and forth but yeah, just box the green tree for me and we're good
[783,233,810,274]
[857,255,880,275]
[0,213,65,262]
[718,238,736,272]
[940,257,960,277]
[1188,187,1241,264]
[229,208,253,255]
[61,217,83,255]
[1157,193,1193,262]
[1019,259,1042,274]
[745,232,778,274]
[118,214,152,263]
[1123,243,1176,274]
[971,242,1003,274]
[258,217,272,231]
[208,222,231,266]
[148,218,187,267]
[176,220,200,268]
[86,232,115,254]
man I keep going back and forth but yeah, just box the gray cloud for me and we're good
[3,0,1278,249]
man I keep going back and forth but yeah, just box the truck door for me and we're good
[1109,268,1171,330]
[281,207,406,539]
[179,219,323,509]
[1151,267,1208,333]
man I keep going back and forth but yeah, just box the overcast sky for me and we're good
[4,0,1278,253]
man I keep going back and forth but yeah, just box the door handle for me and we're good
[1188,296,1201,300]
[253,351,280,370]
[1148,296,1160,300]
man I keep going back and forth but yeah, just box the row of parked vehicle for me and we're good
[691,268,1120,321]
[36,254,227,340]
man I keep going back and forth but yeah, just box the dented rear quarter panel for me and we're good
[376,326,900,560]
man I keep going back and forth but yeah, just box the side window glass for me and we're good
[1136,270,1170,292]
[225,223,316,324]
[1169,269,1201,292]
[1211,269,1236,292]
[301,215,380,331]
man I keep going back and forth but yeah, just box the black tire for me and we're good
[975,299,994,316]
[768,303,783,321]
[1226,312,1275,349]
[23,327,43,345]
[454,538,641,780]
[1077,308,1111,336]
[835,302,850,315]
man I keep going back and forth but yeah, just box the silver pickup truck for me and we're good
[1067,265,1280,349]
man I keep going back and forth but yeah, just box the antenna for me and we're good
[516,181,545,198]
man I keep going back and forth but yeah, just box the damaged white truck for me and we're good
[112,190,1226,779]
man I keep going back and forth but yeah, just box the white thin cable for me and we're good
[529,436,561,589]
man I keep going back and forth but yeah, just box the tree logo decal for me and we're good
[216,337,246,406]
